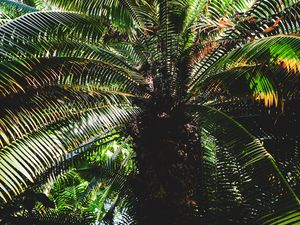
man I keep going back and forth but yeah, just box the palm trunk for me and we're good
[129,109,203,225]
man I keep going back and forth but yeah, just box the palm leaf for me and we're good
[33,130,122,191]
[0,87,141,203]
[254,208,300,224]
[188,104,300,224]
[45,0,135,32]
[0,11,104,59]
[0,57,145,96]
[194,35,300,106]
[188,2,300,92]
[219,35,300,73]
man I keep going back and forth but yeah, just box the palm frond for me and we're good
[188,104,300,224]
[0,57,145,97]
[0,11,104,59]
[46,137,135,224]
[33,130,122,191]
[3,210,90,225]
[45,0,136,33]
[254,207,300,225]
[0,87,141,203]
[196,63,300,108]
[193,35,300,107]
[188,2,300,93]
[247,0,298,18]
[219,35,300,73]
[0,87,136,146]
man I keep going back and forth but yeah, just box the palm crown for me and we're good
[0,0,299,224]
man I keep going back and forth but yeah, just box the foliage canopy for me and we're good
[0,0,299,224]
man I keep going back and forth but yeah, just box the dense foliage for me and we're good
[0,0,299,224]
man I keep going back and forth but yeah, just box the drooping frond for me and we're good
[188,104,300,224]
[0,10,148,98]
[16,129,121,191]
[0,11,104,56]
[0,86,141,203]
[193,35,300,107]
[0,5,148,206]
[45,0,138,33]
[219,35,300,73]
[204,93,300,198]
[247,0,298,18]
[0,57,145,97]
[34,137,137,224]
[188,1,300,93]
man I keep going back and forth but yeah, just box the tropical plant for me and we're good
[0,0,299,224]
[0,133,136,224]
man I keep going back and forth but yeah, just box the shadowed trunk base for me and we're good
[129,109,203,225]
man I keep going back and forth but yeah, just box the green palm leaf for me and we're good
[188,104,300,223]
[0,88,140,202]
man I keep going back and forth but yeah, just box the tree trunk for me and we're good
[129,108,203,225]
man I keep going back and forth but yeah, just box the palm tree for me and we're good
[0,0,299,224]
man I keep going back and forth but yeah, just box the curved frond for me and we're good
[45,0,137,32]
[0,11,104,59]
[188,104,300,223]
[0,87,141,203]
[192,35,300,106]
[247,0,298,18]
[188,2,300,93]
[220,35,300,73]
[0,57,145,97]
[254,207,300,224]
